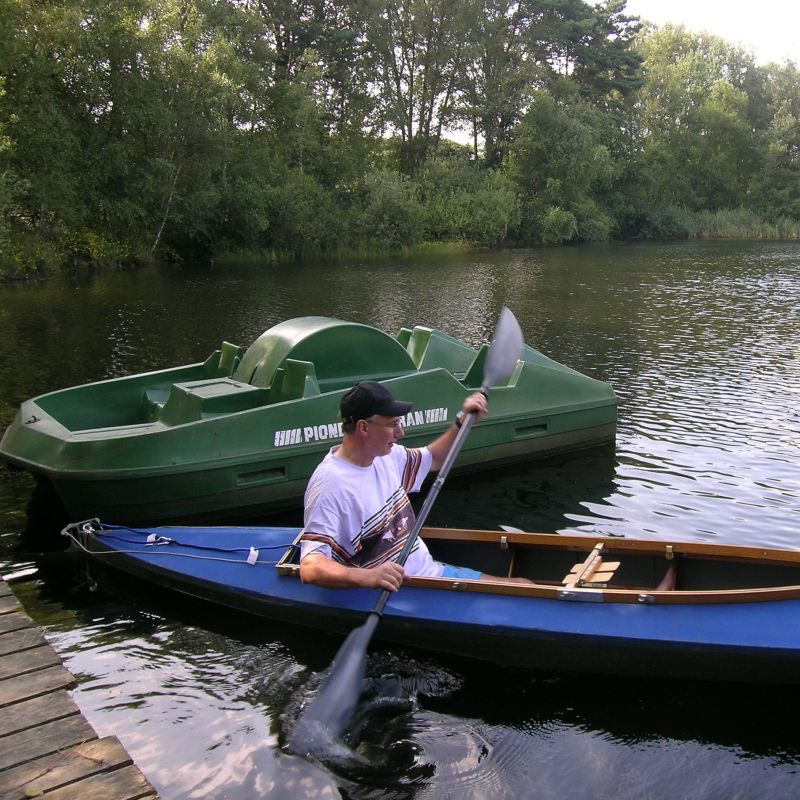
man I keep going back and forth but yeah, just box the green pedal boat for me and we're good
[0,316,617,524]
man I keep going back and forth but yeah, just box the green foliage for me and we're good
[416,153,519,245]
[636,25,760,211]
[0,235,61,279]
[271,171,351,257]
[358,172,424,249]
[509,89,618,244]
[58,230,132,268]
[618,206,692,240]
[539,207,578,246]
[1,0,799,279]
[687,208,800,240]
[748,63,800,219]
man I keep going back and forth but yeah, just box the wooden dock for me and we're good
[0,577,159,800]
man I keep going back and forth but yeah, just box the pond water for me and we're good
[1,240,799,799]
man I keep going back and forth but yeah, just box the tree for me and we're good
[570,0,643,109]
[371,0,468,175]
[636,25,760,211]
[0,78,31,274]
[750,62,800,219]
[457,0,545,168]
[0,0,98,238]
[510,89,617,244]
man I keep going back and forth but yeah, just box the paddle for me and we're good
[288,306,524,755]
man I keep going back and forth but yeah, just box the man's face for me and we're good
[363,415,404,456]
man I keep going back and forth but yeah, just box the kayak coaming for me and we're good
[66,521,800,683]
[1,316,617,524]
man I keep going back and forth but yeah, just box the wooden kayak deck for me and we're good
[0,577,159,800]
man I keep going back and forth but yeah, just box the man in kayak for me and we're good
[300,380,529,590]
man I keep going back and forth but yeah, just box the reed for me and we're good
[213,239,473,266]
[687,209,800,240]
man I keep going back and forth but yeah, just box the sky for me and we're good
[622,0,799,66]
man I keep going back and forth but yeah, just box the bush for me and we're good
[358,172,424,249]
[59,230,132,268]
[0,234,60,279]
[417,160,519,246]
[460,173,520,246]
[572,198,614,242]
[619,206,692,240]
[262,171,348,258]
[540,206,578,245]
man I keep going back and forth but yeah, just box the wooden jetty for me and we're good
[0,577,159,800]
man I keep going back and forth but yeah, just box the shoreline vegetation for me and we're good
[1,1,799,282]
[3,209,800,284]
[212,211,800,269]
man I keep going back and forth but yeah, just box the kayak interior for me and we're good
[278,527,800,604]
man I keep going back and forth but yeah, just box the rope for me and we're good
[63,523,298,567]
[100,522,297,553]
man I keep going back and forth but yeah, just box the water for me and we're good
[1,240,800,798]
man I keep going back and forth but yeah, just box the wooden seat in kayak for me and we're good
[563,543,620,588]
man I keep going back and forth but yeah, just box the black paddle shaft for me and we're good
[372,403,479,616]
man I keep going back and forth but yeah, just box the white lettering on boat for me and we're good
[423,407,448,424]
[272,406,451,448]
[273,428,303,447]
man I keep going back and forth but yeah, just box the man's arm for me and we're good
[425,392,488,470]
[299,552,405,591]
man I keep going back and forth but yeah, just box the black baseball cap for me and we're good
[340,381,413,423]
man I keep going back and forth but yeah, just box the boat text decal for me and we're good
[273,407,450,447]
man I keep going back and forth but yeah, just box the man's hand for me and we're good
[361,560,405,591]
[462,391,487,420]
[300,552,405,590]
[427,390,489,470]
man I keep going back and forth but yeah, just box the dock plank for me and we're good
[0,580,160,798]
[0,643,62,680]
[0,736,134,800]
[0,593,18,614]
[0,625,47,656]
[0,610,33,635]
[0,664,75,706]
[0,710,98,771]
[44,764,158,800]
[0,689,81,737]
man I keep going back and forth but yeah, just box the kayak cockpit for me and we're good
[276,527,800,604]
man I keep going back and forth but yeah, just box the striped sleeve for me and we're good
[400,447,432,493]
[299,530,350,563]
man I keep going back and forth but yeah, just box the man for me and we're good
[299,380,526,590]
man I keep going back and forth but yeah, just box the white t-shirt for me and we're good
[300,444,445,578]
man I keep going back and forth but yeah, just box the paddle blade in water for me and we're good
[482,306,524,390]
[288,613,380,755]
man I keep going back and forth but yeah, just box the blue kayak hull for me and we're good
[67,522,800,684]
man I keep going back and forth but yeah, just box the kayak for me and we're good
[0,316,616,524]
[64,519,800,684]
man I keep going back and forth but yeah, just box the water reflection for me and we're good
[1,241,800,799]
[40,571,800,800]
[428,446,619,534]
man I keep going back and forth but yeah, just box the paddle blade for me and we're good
[482,306,524,390]
[288,613,380,754]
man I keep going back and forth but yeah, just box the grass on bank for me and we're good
[212,239,475,267]
[3,210,800,281]
[688,208,800,240]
